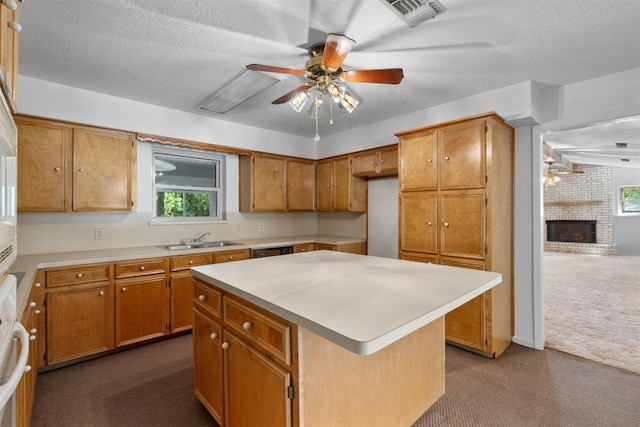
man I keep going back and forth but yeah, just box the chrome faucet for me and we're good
[194,232,210,243]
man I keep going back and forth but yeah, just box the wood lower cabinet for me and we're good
[115,275,168,346]
[193,278,294,427]
[397,113,514,358]
[16,283,40,427]
[15,116,137,212]
[47,282,113,365]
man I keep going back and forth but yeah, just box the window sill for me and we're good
[148,218,228,226]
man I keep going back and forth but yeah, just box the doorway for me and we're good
[367,178,398,258]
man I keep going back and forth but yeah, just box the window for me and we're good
[619,185,640,215]
[152,146,225,221]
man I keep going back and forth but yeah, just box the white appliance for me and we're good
[367,178,398,259]
[0,83,26,427]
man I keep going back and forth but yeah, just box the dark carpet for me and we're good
[32,334,640,427]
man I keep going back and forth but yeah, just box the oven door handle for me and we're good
[0,322,29,409]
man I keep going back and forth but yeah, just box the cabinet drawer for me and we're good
[46,264,111,287]
[171,254,211,271]
[212,249,250,264]
[223,296,291,365]
[193,278,222,319]
[115,258,167,279]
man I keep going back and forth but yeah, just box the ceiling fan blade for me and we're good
[322,34,356,72]
[246,64,306,76]
[271,82,315,104]
[340,68,404,84]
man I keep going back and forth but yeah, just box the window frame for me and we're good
[151,145,225,223]
[618,185,640,216]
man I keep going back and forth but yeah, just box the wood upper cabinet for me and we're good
[73,126,136,211]
[351,145,398,178]
[15,116,137,212]
[240,153,315,212]
[0,2,19,112]
[397,113,514,358]
[316,156,366,212]
[16,118,72,211]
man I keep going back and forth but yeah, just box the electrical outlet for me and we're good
[94,228,104,240]
[259,223,265,232]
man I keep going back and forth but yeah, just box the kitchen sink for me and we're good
[158,241,243,251]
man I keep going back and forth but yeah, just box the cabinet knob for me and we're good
[29,335,36,342]
[427,158,433,163]
[54,167,61,172]
[242,321,252,331]
[427,221,432,226]
[443,222,449,227]
[444,156,450,161]
[290,184,294,187]
[121,287,127,292]
[370,161,375,165]
[34,309,41,315]
[35,282,41,288]
[77,273,83,278]
[221,342,230,350]
[198,295,206,301]
[189,260,194,265]
[210,332,218,340]
[30,328,37,334]
[229,256,234,260]
[29,301,36,307]
[301,249,306,252]
[140,266,145,271]
[78,168,85,172]
[326,184,330,188]
[334,184,338,187]
[98,291,105,296]
[2,1,17,11]
[24,366,32,373]
[381,159,385,163]
[7,21,21,33]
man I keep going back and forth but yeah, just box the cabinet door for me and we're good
[170,272,194,333]
[399,131,437,191]
[73,127,135,211]
[439,120,486,190]
[193,309,224,425]
[332,157,351,211]
[378,147,398,174]
[47,283,113,365]
[400,193,438,254]
[286,158,315,211]
[115,275,168,346]
[0,4,18,111]
[316,160,332,212]
[253,155,286,211]
[441,260,487,352]
[440,192,485,259]
[224,332,292,427]
[16,119,72,211]
[351,152,377,176]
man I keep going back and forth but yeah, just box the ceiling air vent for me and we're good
[379,0,447,27]
[615,142,629,148]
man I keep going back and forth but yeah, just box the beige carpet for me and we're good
[544,252,640,373]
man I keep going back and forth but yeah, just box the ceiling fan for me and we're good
[246,33,404,141]
[543,158,584,186]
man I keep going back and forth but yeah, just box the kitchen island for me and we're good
[191,250,502,427]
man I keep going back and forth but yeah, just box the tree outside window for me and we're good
[620,186,640,214]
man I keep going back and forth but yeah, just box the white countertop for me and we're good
[10,235,365,318]
[192,250,502,356]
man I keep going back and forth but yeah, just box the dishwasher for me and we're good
[250,245,294,258]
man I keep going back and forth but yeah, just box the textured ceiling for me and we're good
[17,0,640,166]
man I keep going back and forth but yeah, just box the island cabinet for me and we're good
[45,263,114,365]
[397,112,514,358]
[351,145,398,178]
[15,115,137,212]
[316,156,366,212]
[193,278,295,427]
[239,153,315,212]
[114,258,169,346]
[170,253,212,333]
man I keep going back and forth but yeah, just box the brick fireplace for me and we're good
[543,164,616,256]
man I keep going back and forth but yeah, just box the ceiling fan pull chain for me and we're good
[330,98,334,126]
[314,95,321,141]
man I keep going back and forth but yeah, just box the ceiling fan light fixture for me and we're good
[288,90,310,113]
[340,92,360,113]
[327,82,346,104]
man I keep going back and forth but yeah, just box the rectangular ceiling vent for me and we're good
[615,142,629,148]
[379,0,447,27]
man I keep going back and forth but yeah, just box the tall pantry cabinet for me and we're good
[397,113,514,358]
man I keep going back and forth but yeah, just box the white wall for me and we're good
[16,68,640,350]
[613,167,640,255]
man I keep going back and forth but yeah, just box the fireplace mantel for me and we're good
[544,200,602,207]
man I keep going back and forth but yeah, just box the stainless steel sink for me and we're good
[158,241,242,251]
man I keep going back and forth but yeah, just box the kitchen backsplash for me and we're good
[17,211,366,255]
